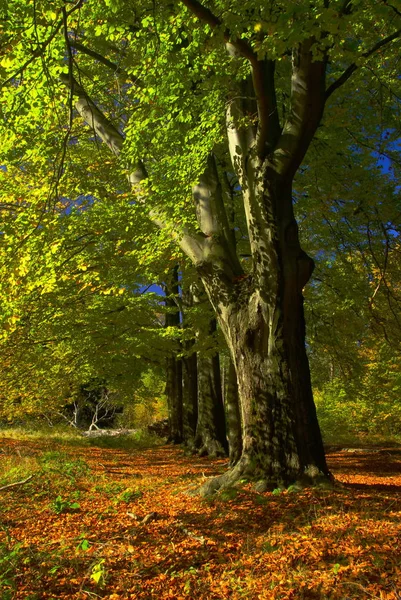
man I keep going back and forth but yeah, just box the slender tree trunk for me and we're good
[181,286,198,447]
[164,266,183,444]
[224,357,242,466]
[190,282,228,457]
[165,355,183,443]
[182,349,198,446]
[195,350,228,457]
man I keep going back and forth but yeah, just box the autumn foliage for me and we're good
[1,433,400,599]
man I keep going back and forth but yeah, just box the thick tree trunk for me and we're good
[198,290,306,494]
[195,318,228,457]
[224,357,242,466]
[278,186,328,475]
[197,183,329,494]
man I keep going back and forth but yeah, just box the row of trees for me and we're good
[1,161,398,441]
[0,0,400,491]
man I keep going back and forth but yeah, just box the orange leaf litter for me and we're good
[1,438,400,599]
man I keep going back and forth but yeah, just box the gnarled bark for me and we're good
[196,175,330,494]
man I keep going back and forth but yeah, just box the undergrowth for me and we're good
[0,425,163,450]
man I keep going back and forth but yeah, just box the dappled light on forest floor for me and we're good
[1,438,400,599]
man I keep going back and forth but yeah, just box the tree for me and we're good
[191,288,228,457]
[223,355,243,465]
[1,0,400,490]
[296,141,401,440]
[163,266,184,443]
[164,267,230,456]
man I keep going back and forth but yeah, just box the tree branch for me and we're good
[180,0,254,62]
[194,154,225,237]
[70,40,122,73]
[1,0,84,88]
[226,97,252,186]
[273,39,326,181]
[326,28,401,99]
[0,475,33,491]
[59,73,126,156]
[63,6,75,128]
[181,0,280,159]
[339,0,353,16]
[60,74,206,265]
[382,0,401,19]
[194,154,242,275]
[69,40,144,91]
[254,59,281,158]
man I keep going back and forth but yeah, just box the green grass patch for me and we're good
[0,425,163,451]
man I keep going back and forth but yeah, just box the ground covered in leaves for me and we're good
[0,433,400,599]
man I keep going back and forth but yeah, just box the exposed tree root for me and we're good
[194,457,334,497]
[196,438,227,458]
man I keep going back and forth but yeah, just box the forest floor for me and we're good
[0,432,400,600]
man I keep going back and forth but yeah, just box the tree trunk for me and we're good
[195,351,228,457]
[277,183,328,475]
[197,181,330,494]
[165,355,183,444]
[224,357,242,466]
[198,288,303,494]
[164,266,183,444]
[195,318,228,457]
[181,286,198,447]
[182,349,198,447]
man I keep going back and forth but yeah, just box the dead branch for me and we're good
[0,475,33,492]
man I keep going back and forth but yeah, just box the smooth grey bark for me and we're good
[224,357,242,466]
